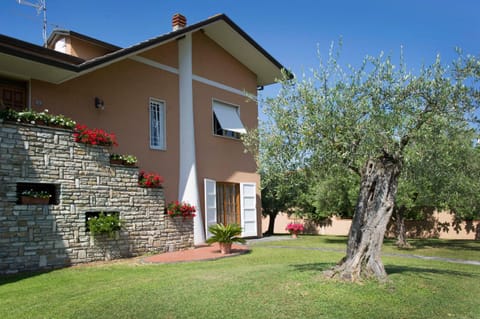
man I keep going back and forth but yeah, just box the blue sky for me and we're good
[1,0,479,101]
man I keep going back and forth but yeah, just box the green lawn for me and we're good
[0,237,479,319]
[252,235,480,261]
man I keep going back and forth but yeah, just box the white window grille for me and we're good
[149,98,166,150]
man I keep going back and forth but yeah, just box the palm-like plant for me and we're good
[206,223,246,254]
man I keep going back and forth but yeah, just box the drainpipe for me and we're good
[177,31,205,245]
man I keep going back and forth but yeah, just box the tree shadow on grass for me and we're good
[290,263,479,279]
[290,262,336,272]
[405,239,480,252]
[323,237,348,245]
[381,237,480,252]
[385,265,479,278]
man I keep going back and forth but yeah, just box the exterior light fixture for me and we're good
[95,97,104,110]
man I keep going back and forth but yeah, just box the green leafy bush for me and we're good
[88,212,123,238]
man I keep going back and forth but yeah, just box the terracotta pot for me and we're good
[219,242,232,254]
[291,233,298,239]
[20,196,49,205]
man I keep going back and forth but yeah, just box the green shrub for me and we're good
[88,212,123,238]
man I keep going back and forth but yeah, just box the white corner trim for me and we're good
[130,56,179,74]
[192,74,253,97]
[129,55,256,97]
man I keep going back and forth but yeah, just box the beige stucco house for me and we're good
[0,13,287,244]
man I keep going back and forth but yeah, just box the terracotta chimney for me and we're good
[172,13,187,31]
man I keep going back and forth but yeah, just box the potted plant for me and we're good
[20,189,51,205]
[109,153,123,165]
[285,222,304,239]
[167,201,196,220]
[206,223,246,254]
[110,154,138,166]
[121,154,137,166]
[0,108,77,129]
[47,113,76,129]
[74,124,118,147]
[138,170,163,188]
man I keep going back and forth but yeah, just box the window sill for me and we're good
[213,133,242,141]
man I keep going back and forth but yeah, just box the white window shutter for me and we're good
[212,101,246,134]
[204,179,217,239]
[240,183,257,237]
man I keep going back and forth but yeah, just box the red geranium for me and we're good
[167,200,196,219]
[74,124,118,147]
[138,170,164,188]
[285,223,304,234]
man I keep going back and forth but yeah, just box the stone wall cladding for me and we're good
[0,121,193,274]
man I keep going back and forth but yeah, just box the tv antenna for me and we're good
[17,0,47,47]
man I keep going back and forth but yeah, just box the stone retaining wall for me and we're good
[0,121,193,274]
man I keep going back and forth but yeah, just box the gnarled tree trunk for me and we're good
[395,206,411,248]
[325,155,401,282]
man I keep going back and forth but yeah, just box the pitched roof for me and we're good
[0,14,289,86]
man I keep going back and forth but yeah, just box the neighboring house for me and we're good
[0,13,287,244]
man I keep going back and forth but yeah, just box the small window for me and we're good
[212,101,246,139]
[85,211,120,232]
[17,182,59,205]
[0,77,27,111]
[149,98,166,150]
[54,38,67,53]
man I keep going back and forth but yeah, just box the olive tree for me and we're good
[262,45,480,281]
[394,124,480,247]
[243,107,309,236]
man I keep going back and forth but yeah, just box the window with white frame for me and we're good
[149,98,166,150]
[212,100,246,139]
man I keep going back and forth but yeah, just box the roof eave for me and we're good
[1,14,289,86]
[74,14,288,86]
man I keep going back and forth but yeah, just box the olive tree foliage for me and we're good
[260,43,480,282]
[297,166,358,224]
[243,106,309,236]
[394,124,480,246]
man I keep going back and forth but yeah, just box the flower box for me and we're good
[110,154,138,167]
[138,171,163,188]
[20,196,50,205]
[74,124,118,147]
[109,158,124,165]
[166,201,196,219]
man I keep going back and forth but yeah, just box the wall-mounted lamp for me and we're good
[95,97,105,110]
